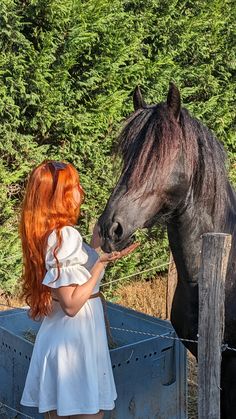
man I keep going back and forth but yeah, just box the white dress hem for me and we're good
[21,400,117,414]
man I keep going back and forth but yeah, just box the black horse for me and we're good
[98,83,236,418]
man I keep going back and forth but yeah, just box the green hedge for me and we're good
[0,0,235,295]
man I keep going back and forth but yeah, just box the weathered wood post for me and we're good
[166,251,178,320]
[198,233,232,419]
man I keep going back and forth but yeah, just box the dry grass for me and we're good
[187,352,198,419]
[0,289,24,311]
[115,275,168,319]
[115,276,198,418]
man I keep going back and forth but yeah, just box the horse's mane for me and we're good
[118,103,228,223]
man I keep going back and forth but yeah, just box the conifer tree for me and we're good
[0,0,235,294]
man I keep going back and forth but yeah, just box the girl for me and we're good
[19,160,138,419]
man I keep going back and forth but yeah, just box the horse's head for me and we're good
[98,83,197,252]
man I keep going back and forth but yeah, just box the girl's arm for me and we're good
[53,243,139,317]
[53,259,106,317]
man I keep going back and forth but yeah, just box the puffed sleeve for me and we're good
[42,226,92,288]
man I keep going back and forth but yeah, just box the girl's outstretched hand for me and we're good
[99,242,140,264]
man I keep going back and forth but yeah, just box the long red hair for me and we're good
[19,160,84,320]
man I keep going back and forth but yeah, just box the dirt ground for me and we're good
[0,277,198,418]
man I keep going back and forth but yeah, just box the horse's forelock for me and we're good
[118,104,187,191]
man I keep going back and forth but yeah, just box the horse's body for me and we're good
[98,84,236,418]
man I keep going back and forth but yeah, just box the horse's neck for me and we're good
[167,180,236,283]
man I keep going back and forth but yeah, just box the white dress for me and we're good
[21,226,117,416]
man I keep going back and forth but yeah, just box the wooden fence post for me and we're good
[166,251,177,320]
[198,233,231,419]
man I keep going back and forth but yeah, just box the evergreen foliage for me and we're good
[0,0,235,295]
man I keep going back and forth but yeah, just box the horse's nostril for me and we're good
[109,221,123,240]
[114,222,123,239]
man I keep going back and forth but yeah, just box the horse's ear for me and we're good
[167,82,181,120]
[133,86,146,111]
